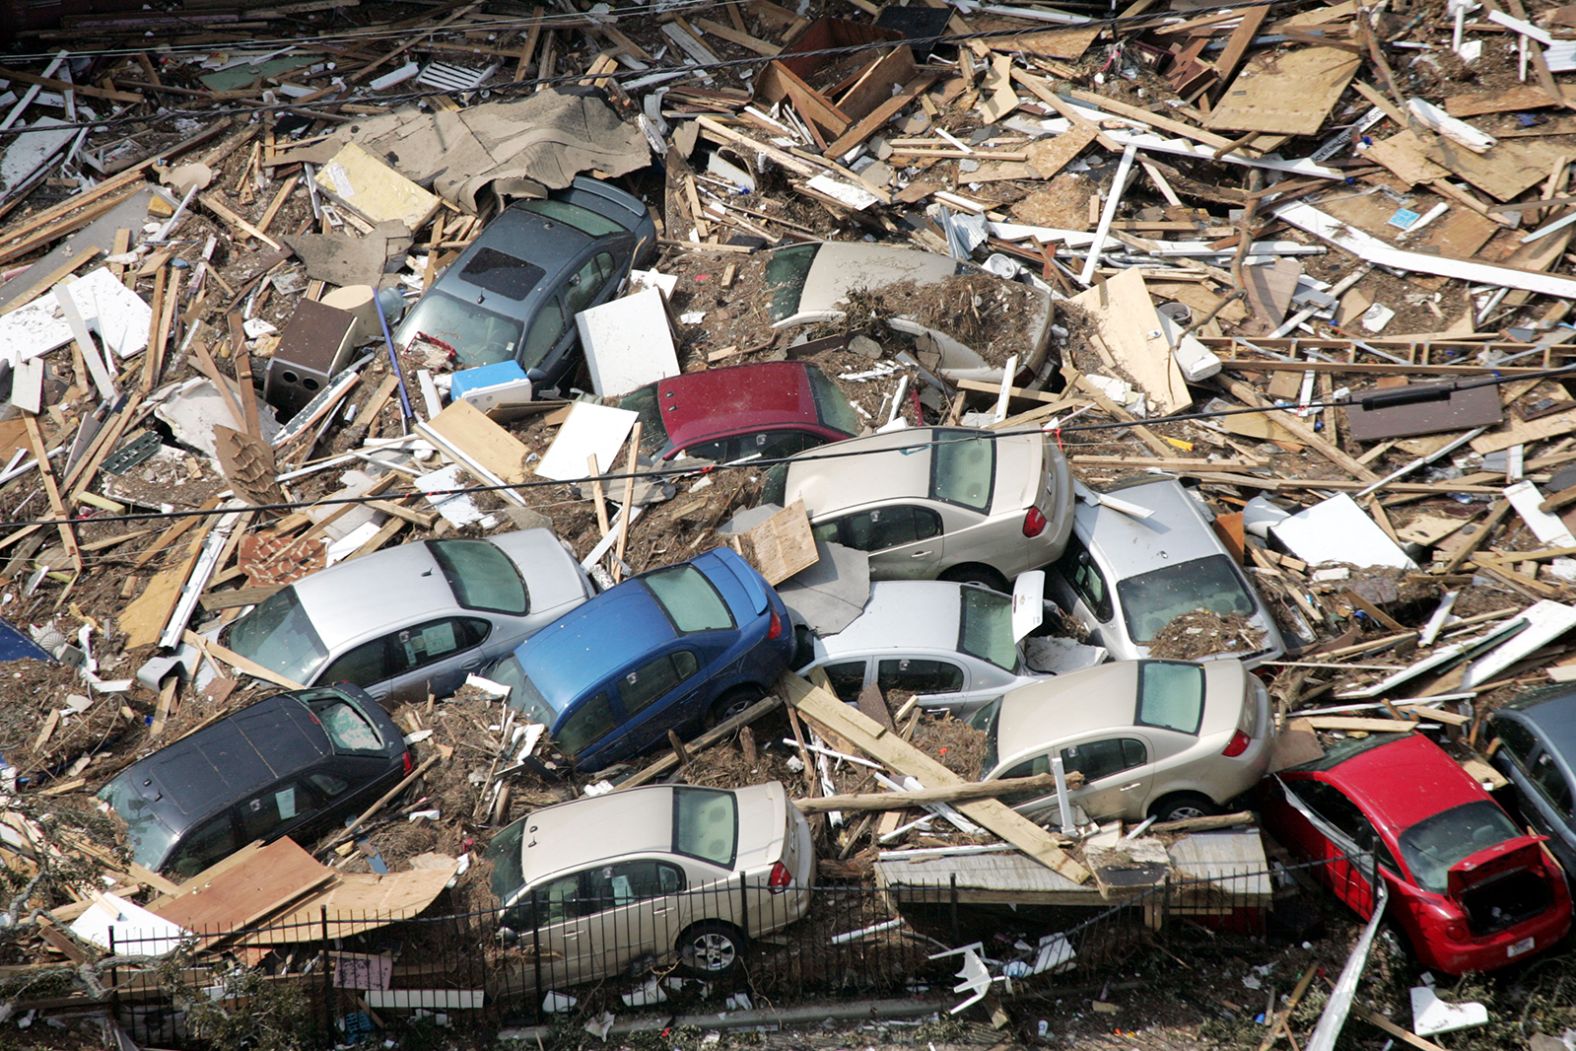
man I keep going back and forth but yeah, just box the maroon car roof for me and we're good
[1316,732,1487,833]
[657,361,822,450]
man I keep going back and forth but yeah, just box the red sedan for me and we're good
[1260,732,1570,974]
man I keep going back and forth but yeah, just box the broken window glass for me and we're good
[1117,554,1255,644]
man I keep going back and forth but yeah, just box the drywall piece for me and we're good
[1276,200,1576,299]
[1505,479,1576,546]
[1272,494,1417,570]
[314,142,441,232]
[1,116,75,195]
[415,463,491,527]
[9,357,43,414]
[70,893,189,956]
[575,287,679,398]
[425,399,530,485]
[52,280,115,401]
[1410,985,1488,1036]
[806,173,880,210]
[154,377,282,461]
[534,402,638,481]
[66,267,153,359]
[1463,601,1576,687]
[1071,269,1191,414]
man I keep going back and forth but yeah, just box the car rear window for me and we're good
[958,586,1018,673]
[620,384,670,455]
[99,777,178,870]
[643,565,735,633]
[461,247,545,300]
[930,431,994,512]
[228,587,330,685]
[307,695,384,754]
[397,289,524,368]
[1136,660,1205,735]
[969,698,1003,776]
[765,243,819,323]
[672,787,738,867]
[1399,800,1521,894]
[518,198,623,237]
[485,816,527,902]
[805,364,861,437]
[491,655,564,725]
[429,539,528,614]
[1117,554,1256,644]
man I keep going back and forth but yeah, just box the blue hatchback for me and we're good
[487,548,794,771]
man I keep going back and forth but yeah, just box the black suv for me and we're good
[99,686,410,877]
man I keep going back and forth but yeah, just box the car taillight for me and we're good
[402,750,414,776]
[768,861,793,894]
[1022,506,1047,538]
[1222,730,1251,758]
[767,609,783,640]
[1444,918,1469,941]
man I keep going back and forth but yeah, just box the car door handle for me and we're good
[1118,781,1144,791]
[563,930,581,941]
[909,550,932,558]
[652,905,674,916]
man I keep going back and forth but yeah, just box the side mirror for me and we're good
[525,368,547,385]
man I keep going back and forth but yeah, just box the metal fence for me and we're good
[103,853,1359,1047]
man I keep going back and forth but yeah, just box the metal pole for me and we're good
[374,291,416,432]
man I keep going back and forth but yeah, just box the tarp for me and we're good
[280,90,649,213]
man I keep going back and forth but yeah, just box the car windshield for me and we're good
[1136,660,1205,735]
[492,656,563,725]
[765,243,819,322]
[306,695,383,753]
[1118,554,1256,644]
[643,565,735,633]
[930,431,994,512]
[518,198,623,237]
[970,698,1003,776]
[1399,801,1521,894]
[958,587,1018,673]
[805,364,860,437]
[98,777,177,870]
[485,816,527,902]
[620,384,670,456]
[228,587,329,685]
[672,787,739,867]
[397,289,524,368]
[428,539,528,614]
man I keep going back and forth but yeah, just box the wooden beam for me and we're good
[23,414,82,573]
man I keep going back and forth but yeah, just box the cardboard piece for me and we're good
[576,287,680,398]
[535,402,638,482]
[1070,269,1191,415]
[314,142,441,232]
[70,893,189,956]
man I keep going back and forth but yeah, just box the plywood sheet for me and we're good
[314,142,441,232]
[968,126,1096,184]
[1421,136,1564,201]
[1070,269,1191,415]
[151,838,330,932]
[1446,83,1576,117]
[1364,131,1449,186]
[535,402,638,481]
[426,399,530,485]
[733,500,818,585]
[1206,46,1362,136]
[1470,405,1576,453]
[1345,382,1503,441]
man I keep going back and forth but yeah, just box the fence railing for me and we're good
[102,851,1363,1047]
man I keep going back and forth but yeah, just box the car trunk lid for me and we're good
[734,782,791,875]
[992,433,1042,513]
[1448,835,1555,932]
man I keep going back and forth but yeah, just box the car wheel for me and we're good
[677,921,746,978]
[940,564,1009,593]
[1150,792,1222,824]
[709,686,764,727]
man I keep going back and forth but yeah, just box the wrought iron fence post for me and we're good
[738,872,749,942]
[320,906,332,1044]
[107,927,120,1036]
[530,907,544,1024]
[949,876,960,946]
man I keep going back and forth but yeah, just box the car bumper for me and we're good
[1416,902,1571,974]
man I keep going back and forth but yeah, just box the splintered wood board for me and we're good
[1421,136,1565,202]
[1446,83,1576,117]
[425,399,530,485]
[1364,131,1450,186]
[1206,46,1361,136]
[1070,269,1191,415]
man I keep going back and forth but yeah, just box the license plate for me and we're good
[1508,936,1536,958]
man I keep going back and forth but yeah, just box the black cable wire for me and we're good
[4,358,1565,532]
[0,0,1322,139]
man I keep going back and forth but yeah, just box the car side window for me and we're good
[320,637,391,686]
[1530,753,1575,818]
[840,506,943,552]
[998,753,1052,804]
[877,658,964,695]
[564,253,613,316]
[621,651,698,715]
[1293,780,1397,868]
[519,299,565,370]
[1058,536,1113,621]
[389,618,474,676]
[584,860,685,913]
[1060,739,1146,783]
[753,430,820,460]
[1493,718,1538,766]
[170,815,239,878]
[534,873,586,924]
[238,781,305,843]
[308,772,350,798]
[555,692,619,757]
[822,661,868,703]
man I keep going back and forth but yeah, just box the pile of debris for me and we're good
[6,0,1576,1046]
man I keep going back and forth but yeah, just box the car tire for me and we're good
[709,686,764,727]
[1150,792,1222,824]
[677,921,746,978]
[940,563,1009,593]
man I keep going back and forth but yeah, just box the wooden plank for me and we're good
[120,520,212,650]
[424,399,530,484]
[183,629,305,690]
[1218,376,1380,481]
[797,773,1064,813]
[824,73,938,157]
[731,500,818,585]
[617,696,782,790]
[22,413,82,573]
[197,192,282,249]
[1303,716,1420,732]
[1207,45,1362,136]
[782,674,1090,882]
